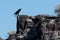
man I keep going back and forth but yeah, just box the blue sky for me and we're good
[0,0,60,39]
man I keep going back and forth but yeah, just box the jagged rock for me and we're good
[6,7,60,40]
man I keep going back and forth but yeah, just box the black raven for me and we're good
[14,8,22,15]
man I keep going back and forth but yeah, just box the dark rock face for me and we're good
[16,15,29,34]
[6,14,60,40]
[6,15,43,40]
[15,15,43,40]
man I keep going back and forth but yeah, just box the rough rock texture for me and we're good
[6,14,60,40]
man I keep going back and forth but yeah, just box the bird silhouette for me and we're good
[14,8,22,15]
